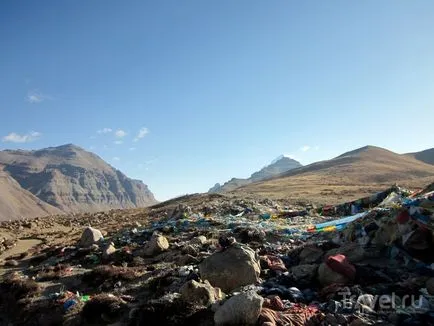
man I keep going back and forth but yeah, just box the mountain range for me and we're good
[0,144,157,221]
[1,144,433,221]
[209,155,302,193]
[227,146,434,204]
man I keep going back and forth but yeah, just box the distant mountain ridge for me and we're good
[405,148,434,166]
[209,155,302,193]
[229,145,434,204]
[0,144,157,220]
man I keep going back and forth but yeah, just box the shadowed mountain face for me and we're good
[0,144,157,217]
[406,148,434,165]
[209,156,302,193]
[231,146,434,204]
[0,169,62,221]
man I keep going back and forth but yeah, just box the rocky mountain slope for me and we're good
[209,155,302,193]
[231,146,434,204]
[0,144,157,219]
[0,169,62,221]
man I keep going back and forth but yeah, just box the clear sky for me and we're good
[1,1,434,201]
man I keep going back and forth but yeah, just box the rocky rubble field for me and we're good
[0,186,433,326]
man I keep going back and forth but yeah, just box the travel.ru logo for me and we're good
[337,288,430,314]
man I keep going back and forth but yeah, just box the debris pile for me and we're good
[0,184,433,325]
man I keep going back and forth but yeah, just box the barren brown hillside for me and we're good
[0,169,62,221]
[406,147,434,165]
[231,146,434,204]
[0,144,157,216]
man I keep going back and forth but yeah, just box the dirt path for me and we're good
[0,238,42,261]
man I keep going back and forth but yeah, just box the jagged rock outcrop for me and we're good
[209,155,302,193]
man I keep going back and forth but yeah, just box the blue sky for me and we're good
[1,1,434,201]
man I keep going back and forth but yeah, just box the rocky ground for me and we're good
[0,187,433,326]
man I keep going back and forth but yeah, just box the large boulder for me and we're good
[199,244,260,293]
[180,280,223,306]
[318,263,350,286]
[214,291,263,326]
[326,244,365,263]
[143,233,169,256]
[79,227,103,248]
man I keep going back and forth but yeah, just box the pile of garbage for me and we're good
[0,183,433,325]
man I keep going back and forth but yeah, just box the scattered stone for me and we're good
[318,263,350,286]
[299,246,323,263]
[289,264,318,282]
[326,243,365,263]
[103,242,117,259]
[5,259,19,267]
[191,236,207,245]
[214,291,263,326]
[79,227,103,248]
[177,254,200,266]
[143,233,169,256]
[91,244,100,251]
[180,280,223,306]
[199,244,261,293]
[182,244,199,256]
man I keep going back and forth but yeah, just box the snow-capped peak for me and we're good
[270,154,293,165]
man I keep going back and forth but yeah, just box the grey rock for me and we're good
[177,254,199,266]
[318,262,349,286]
[191,236,207,245]
[143,233,169,256]
[199,244,261,293]
[102,242,117,259]
[180,280,223,306]
[182,244,199,256]
[5,259,19,267]
[326,243,365,263]
[214,291,263,325]
[79,227,103,247]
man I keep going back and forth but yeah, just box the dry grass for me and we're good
[36,263,72,281]
[81,293,127,325]
[82,265,142,287]
[0,275,41,313]
[232,147,434,205]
